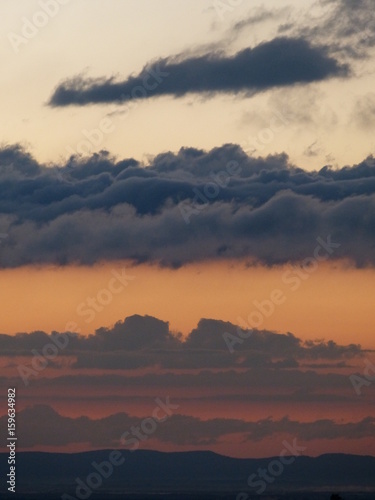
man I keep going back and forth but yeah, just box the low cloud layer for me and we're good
[48,37,347,107]
[0,314,364,371]
[1,314,372,452]
[0,144,375,268]
[1,404,373,448]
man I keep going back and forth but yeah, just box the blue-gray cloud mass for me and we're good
[48,37,348,107]
[0,144,374,268]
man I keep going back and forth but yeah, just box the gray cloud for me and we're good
[1,144,375,268]
[0,315,364,372]
[5,367,357,391]
[351,93,375,128]
[48,37,348,107]
[1,404,373,448]
[282,0,375,59]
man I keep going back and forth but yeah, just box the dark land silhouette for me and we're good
[0,450,374,499]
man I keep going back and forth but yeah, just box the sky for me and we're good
[0,0,375,461]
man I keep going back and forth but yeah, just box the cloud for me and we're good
[48,37,348,107]
[282,0,375,59]
[3,365,359,392]
[232,6,292,32]
[351,93,375,128]
[0,315,364,372]
[1,144,375,268]
[322,0,375,55]
[1,404,374,448]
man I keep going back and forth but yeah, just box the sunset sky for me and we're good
[0,0,375,460]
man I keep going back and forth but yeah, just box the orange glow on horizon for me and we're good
[0,260,374,348]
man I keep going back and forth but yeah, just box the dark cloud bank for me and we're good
[1,404,374,448]
[1,314,372,448]
[0,314,364,370]
[48,37,348,106]
[0,144,375,268]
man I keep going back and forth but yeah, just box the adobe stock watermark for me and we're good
[61,396,179,500]
[305,0,330,23]
[64,117,115,158]
[64,64,169,159]
[241,109,290,155]
[17,267,134,386]
[8,0,70,54]
[0,233,9,244]
[212,0,244,21]
[179,160,242,224]
[350,358,375,396]
[179,100,299,223]
[223,235,341,353]
[119,396,179,450]
[17,329,77,387]
[236,438,306,498]
[76,268,134,323]
[61,450,125,500]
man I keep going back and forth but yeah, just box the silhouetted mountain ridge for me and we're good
[1,449,374,497]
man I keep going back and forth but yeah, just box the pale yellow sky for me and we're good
[0,0,374,169]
